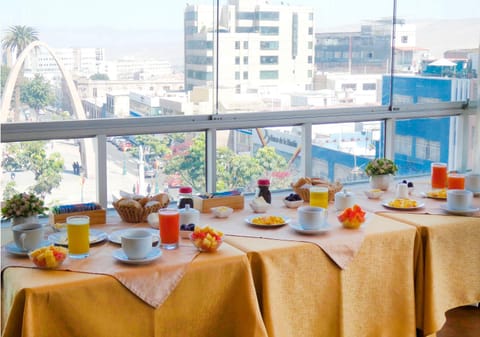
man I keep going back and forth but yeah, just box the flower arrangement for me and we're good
[364,158,398,177]
[1,193,48,220]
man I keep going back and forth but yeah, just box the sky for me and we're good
[1,0,478,31]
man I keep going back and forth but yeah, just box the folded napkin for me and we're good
[1,242,199,308]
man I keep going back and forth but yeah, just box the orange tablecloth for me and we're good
[377,212,480,336]
[224,213,421,337]
[1,226,268,337]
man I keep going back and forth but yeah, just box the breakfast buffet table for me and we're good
[2,183,479,337]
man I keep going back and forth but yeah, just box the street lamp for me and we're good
[123,148,127,175]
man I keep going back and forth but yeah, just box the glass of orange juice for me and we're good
[309,186,329,209]
[447,173,465,190]
[66,215,90,258]
[159,209,180,250]
[431,162,447,189]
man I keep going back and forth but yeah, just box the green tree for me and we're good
[20,74,54,119]
[1,25,39,121]
[216,147,263,191]
[133,135,170,161]
[254,146,290,189]
[5,141,64,195]
[90,73,109,80]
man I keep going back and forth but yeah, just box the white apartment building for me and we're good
[112,58,174,81]
[24,47,105,80]
[184,0,315,94]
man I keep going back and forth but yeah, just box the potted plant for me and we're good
[364,158,398,190]
[1,192,48,226]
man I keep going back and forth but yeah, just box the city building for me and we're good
[184,0,315,93]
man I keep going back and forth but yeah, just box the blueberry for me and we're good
[407,182,414,188]
[402,180,407,184]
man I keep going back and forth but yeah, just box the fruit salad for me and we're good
[190,225,223,252]
[337,204,366,229]
[29,245,68,269]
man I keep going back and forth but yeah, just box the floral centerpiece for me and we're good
[364,158,398,190]
[1,193,48,225]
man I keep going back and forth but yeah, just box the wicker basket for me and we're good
[113,194,169,223]
[291,178,343,203]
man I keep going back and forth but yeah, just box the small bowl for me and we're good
[364,189,384,199]
[249,202,270,213]
[29,245,68,269]
[190,232,223,253]
[211,206,234,218]
[283,199,304,209]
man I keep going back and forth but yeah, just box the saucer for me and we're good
[440,204,480,216]
[113,248,162,265]
[288,222,332,235]
[5,240,51,256]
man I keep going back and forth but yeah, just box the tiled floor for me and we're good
[437,305,480,337]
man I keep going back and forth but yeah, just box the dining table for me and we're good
[1,220,269,337]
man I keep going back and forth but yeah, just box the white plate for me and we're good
[440,204,480,215]
[382,200,425,210]
[108,228,159,245]
[112,248,162,265]
[5,240,51,256]
[288,222,332,235]
[245,215,291,227]
[420,192,447,200]
[48,229,108,246]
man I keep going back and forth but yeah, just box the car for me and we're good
[144,165,156,178]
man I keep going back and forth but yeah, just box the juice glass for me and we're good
[431,162,447,189]
[66,215,90,258]
[159,209,180,250]
[447,173,465,190]
[309,186,329,209]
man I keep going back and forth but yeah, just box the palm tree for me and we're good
[1,25,39,121]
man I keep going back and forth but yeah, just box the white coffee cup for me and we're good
[297,206,326,229]
[121,229,160,260]
[465,173,480,193]
[446,190,473,210]
[12,223,45,251]
[395,183,409,199]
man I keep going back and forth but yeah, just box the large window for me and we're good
[1,0,478,210]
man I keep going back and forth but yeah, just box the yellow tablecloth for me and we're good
[224,213,421,337]
[377,212,480,336]
[1,228,268,337]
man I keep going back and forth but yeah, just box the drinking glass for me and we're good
[66,215,90,258]
[431,163,447,189]
[158,209,180,250]
[447,173,465,190]
[309,186,329,209]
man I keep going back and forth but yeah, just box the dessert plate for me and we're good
[421,191,447,200]
[108,228,159,245]
[113,248,162,265]
[382,200,425,210]
[288,222,332,235]
[48,229,108,246]
[5,240,51,256]
[245,215,290,227]
[440,204,480,216]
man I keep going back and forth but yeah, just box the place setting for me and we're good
[5,222,51,256]
[440,189,479,216]
[112,228,162,265]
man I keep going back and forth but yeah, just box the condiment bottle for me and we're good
[334,189,355,211]
[177,186,194,209]
[257,178,272,204]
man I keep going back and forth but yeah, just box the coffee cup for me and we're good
[297,206,326,229]
[446,190,473,211]
[465,173,480,193]
[121,229,160,260]
[12,223,45,251]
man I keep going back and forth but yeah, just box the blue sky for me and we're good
[1,0,479,31]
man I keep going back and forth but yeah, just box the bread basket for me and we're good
[113,193,169,223]
[291,177,343,203]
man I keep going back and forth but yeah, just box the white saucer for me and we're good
[113,248,162,264]
[288,222,332,235]
[5,240,51,256]
[440,204,480,216]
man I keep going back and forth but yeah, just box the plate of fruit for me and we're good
[190,225,223,252]
[337,204,367,229]
[29,245,68,269]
